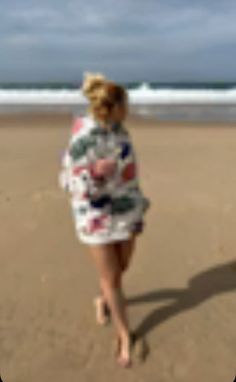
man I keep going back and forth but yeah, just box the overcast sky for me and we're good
[0,0,235,83]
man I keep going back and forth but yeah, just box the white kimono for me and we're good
[58,113,150,245]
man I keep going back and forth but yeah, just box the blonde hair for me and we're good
[82,72,128,122]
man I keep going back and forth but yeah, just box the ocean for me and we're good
[1,81,236,122]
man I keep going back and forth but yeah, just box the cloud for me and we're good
[0,0,236,81]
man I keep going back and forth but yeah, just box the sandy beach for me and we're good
[0,112,235,382]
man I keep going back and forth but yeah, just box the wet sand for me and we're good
[0,113,235,382]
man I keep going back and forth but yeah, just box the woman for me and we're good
[58,72,150,368]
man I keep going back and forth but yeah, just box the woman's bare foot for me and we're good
[115,332,136,368]
[93,295,111,325]
[113,332,148,367]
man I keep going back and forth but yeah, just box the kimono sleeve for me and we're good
[58,116,105,198]
[58,147,73,192]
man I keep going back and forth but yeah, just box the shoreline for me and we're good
[1,111,236,128]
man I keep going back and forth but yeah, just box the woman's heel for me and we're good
[93,296,111,326]
[114,331,137,368]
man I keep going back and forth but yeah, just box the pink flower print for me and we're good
[121,162,136,182]
[73,165,88,176]
[88,214,109,233]
[71,118,83,135]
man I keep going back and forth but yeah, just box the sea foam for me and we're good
[1,82,236,105]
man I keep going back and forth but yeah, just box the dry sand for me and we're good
[0,113,235,382]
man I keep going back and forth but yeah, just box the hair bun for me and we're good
[82,72,107,99]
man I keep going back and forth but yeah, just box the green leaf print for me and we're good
[111,195,136,214]
[90,127,108,136]
[69,135,97,160]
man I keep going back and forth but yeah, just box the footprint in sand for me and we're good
[0,190,11,203]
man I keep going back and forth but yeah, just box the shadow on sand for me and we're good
[126,260,236,338]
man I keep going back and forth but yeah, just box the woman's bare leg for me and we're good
[93,292,110,325]
[94,234,136,317]
[115,234,137,273]
[94,234,137,321]
[88,242,132,366]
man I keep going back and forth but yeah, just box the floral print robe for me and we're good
[58,113,150,245]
